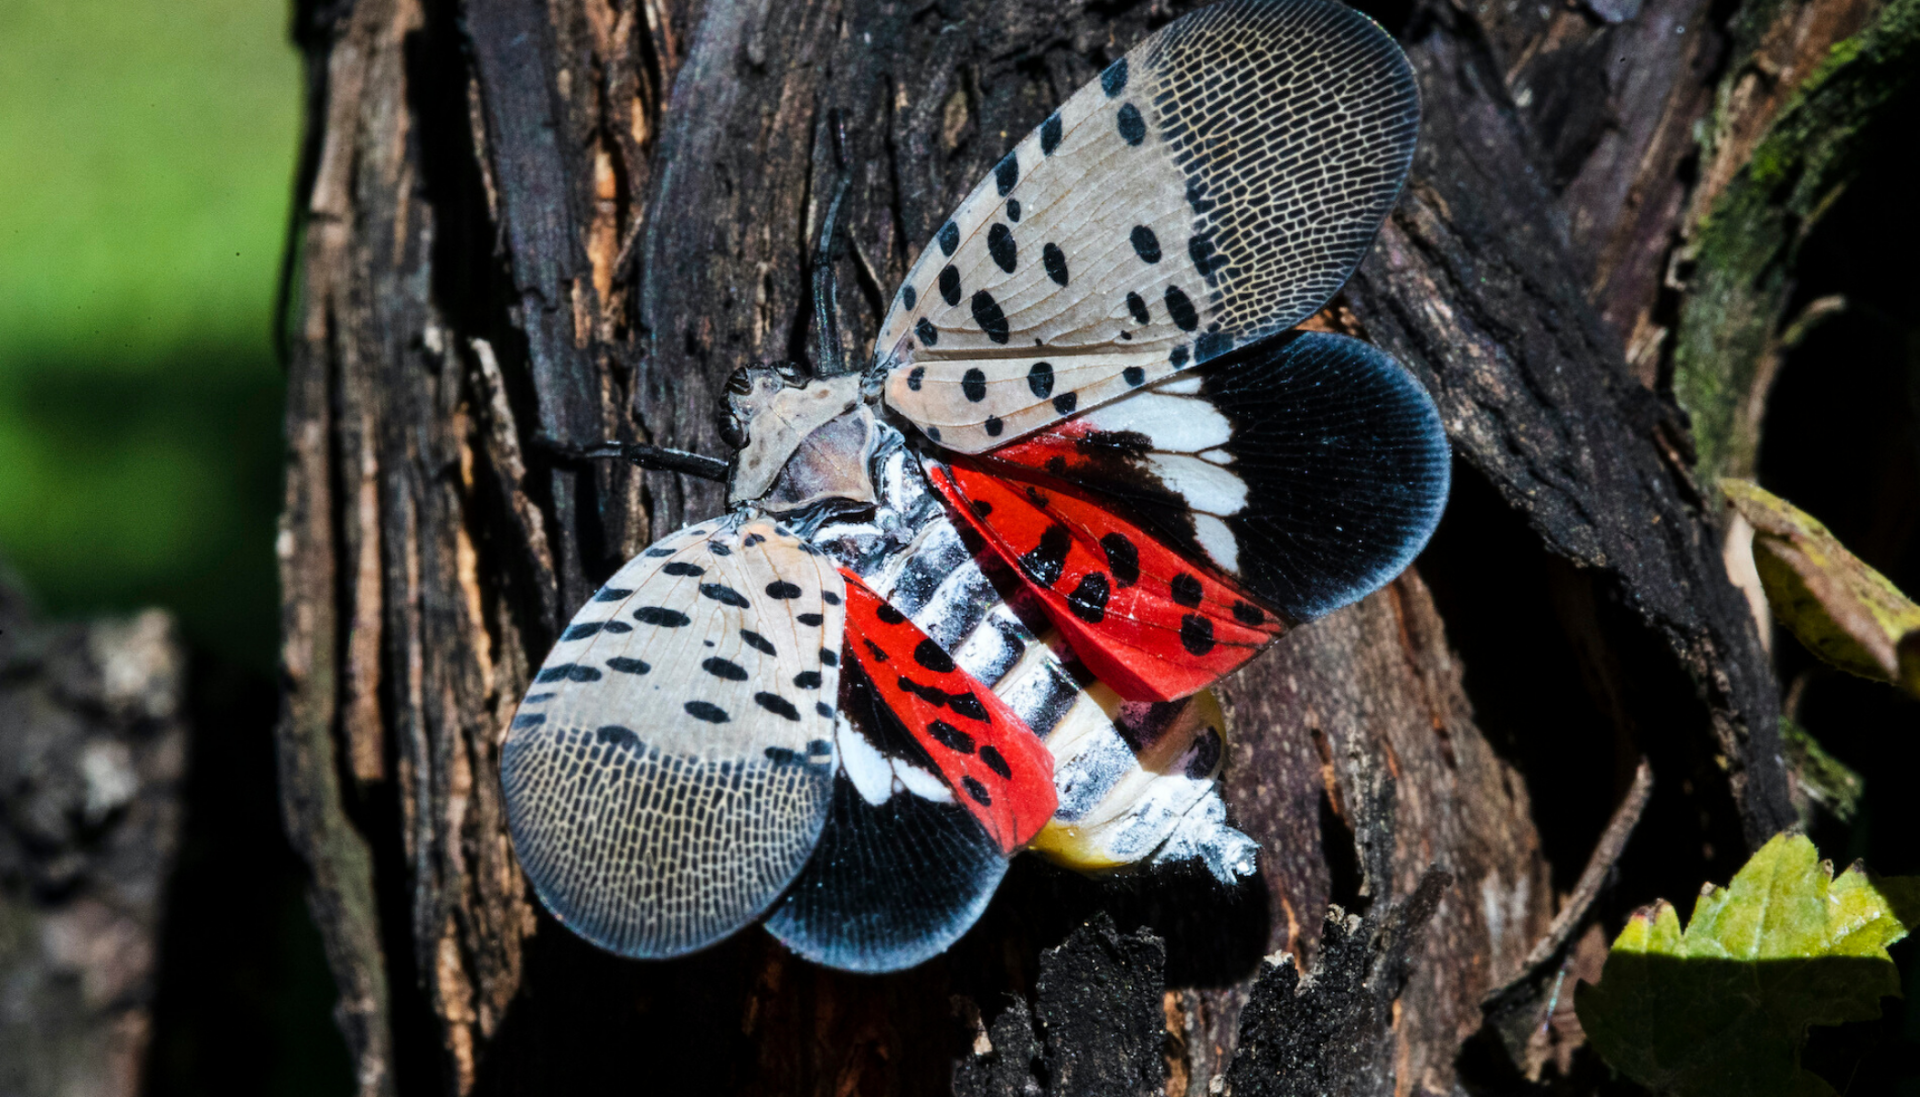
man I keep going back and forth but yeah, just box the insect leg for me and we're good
[532,434,730,481]
[811,110,855,379]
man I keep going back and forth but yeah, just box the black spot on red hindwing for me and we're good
[1126,292,1150,325]
[1067,572,1110,623]
[1040,113,1062,155]
[961,368,988,403]
[685,701,730,723]
[754,692,801,721]
[897,676,949,708]
[1101,533,1140,586]
[634,606,691,627]
[702,656,749,681]
[963,776,992,806]
[1045,456,1067,476]
[939,265,962,306]
[1116,103,1146,145]
[1043,243,1069,286]
[1027,360,1054,397]
[861,638,891,664]
[1021,524,1072,587]
[1164,285,1199,331]
[948,691,989,722]
[1130,225,1161,263]
[970,498,994,518]
[927,720,975,753]
[740,629,777,655]
[1180,614,1215,655]
[972,291,1010,344]
[979,744,1012,779]
[938,221,960,256]
[765,580,803,599]
[916,318,939,346]
[913,639,956,674]
[1232,601,1266,626]
[875,603,906,625]
[988,224,1017,273]
[700,583,750,608]
[1170,573,1204,607]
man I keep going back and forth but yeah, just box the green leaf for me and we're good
[1575,834,1920,1096]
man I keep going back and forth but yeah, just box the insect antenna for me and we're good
[811,110,855,379]
[533,434,730,482]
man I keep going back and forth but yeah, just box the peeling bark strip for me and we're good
[276,0,1816,1088]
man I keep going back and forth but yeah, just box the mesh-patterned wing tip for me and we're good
[501,518,847,959]
[877,0,1422,454]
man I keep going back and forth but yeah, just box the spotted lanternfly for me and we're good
[502,0,1448,973]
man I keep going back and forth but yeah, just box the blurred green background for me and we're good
[0,0,291,669]
[1,2,351,1093]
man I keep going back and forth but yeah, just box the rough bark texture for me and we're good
[0,589,188,1097]
[269,0,1904,1088]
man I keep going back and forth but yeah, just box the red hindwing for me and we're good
[839,571,1057,852]
[929,462,1284,702]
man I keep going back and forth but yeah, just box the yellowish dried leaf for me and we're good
[1721,478,1920,696]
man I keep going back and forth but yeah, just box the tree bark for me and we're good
[271,0,1911,1088]
[0,590,188,1097]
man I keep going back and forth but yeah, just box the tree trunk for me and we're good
[0,590,188,1097]
[273,0,1905,1089]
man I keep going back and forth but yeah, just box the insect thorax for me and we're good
[725,367,880,511]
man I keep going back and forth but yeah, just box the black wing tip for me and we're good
[764,774,1009,973]
[1208,332,1451,621]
